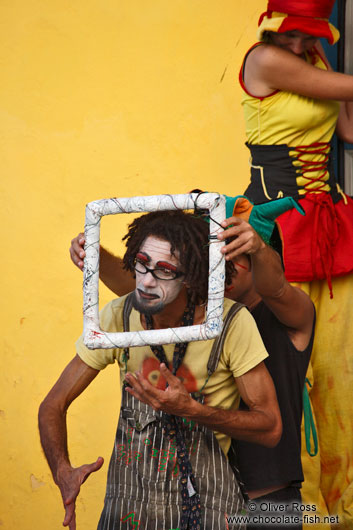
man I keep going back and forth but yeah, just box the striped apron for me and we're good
[97,390,246,529]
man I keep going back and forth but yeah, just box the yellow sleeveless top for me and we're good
[240,45,340,193]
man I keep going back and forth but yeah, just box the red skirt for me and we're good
[278,193,353,294]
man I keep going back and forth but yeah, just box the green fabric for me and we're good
[224,195,305,244]
[303,378,318,457]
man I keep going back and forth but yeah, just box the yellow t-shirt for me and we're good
[76,295,268,454]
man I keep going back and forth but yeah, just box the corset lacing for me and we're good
[291,141,330,193]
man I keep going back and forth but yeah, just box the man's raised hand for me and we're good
[69,232,86,270]
[218,217,266,261]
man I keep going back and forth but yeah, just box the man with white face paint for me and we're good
[39,210,281,530]
[131,236,185,316]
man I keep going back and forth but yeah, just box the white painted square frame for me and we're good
[83,192,226,349]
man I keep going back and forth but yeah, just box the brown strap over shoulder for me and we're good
[207,302,245,376]
[123,292,134,333]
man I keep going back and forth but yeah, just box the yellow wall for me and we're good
[0,1,265,528]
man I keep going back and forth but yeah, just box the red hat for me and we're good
[257,0,339,45]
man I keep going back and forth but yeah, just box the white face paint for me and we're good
[132,236,185,315]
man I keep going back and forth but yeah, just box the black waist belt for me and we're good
[243,143,341,205]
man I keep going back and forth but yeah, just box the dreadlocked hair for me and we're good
[123,210,232,305]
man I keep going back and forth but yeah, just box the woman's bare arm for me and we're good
[244,43,353,102]
[315,41,353,144]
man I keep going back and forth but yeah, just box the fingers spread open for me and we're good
[125,372,165,410]
[63,499,76,529]
[159,363,179,386]
[81,457,104,485]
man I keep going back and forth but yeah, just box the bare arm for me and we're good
[69,233,134,296]
[336,101,353,144]
[219,217,315,350]
[38,355,103,530]
[245,43,353,102]
[125,362,282,448]
[315,41,353,144]
[99,246,135,295]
